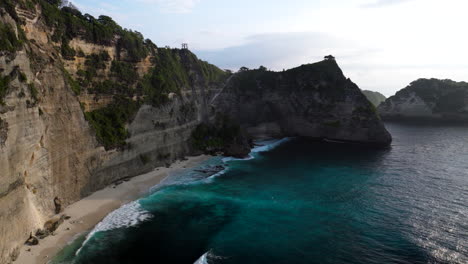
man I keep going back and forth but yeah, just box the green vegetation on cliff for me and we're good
[0,0,20,21]
[0,22,24,52]
[0,75,11,105]
[110,60,138,84]
[191,116,242,151]
[232,60,348,101]
[35,0,152,61]
[28,83,38,102]
[63,69,81,95]
[139,49,228,106]
[84,97,141,150]
[60,39,76,60]
[234,66,276,92]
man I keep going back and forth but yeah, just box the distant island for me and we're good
[362,90,386,107]
[378,79,468,121]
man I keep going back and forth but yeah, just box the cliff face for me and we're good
[362,90,386,107]
[212,61,392,146]
[378,79,468,121]
[0,2,226,262]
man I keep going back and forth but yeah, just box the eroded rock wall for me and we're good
[213,61,392,146]
[0,4,223,262]
[0,8,107,262]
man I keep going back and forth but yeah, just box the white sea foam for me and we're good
[76,201,152,255]
[193,250,226,264]
[91,201,152,232]
[204,168,229,182]
[77,138,292,256]
[221,154,254,163]
[221,138,292,164]
[194,252,209,264]
[214,138,292,179]
[251,137,292,153]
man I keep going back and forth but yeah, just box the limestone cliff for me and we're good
[0,1,226,262]
[378,79,468,121]
[212,61,392,146]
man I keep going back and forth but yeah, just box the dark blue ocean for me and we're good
[53,122,468,264]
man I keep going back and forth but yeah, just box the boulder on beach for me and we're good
[44,215,67,233]
[35,229,49,239]
[25,234,39,246]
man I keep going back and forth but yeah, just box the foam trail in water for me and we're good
[251,137,292,153]
[76,201,152,255]
[209,138,292,180]
[222,138,292,163]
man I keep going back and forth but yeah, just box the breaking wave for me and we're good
[76,201,152,255]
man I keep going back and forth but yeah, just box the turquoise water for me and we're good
[56,123,468,264]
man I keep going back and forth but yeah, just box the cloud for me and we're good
[194,32,372,71]
[135,0,201,13]
[72,1,131,24]
[194,31,466,97]
[361,0,414,8]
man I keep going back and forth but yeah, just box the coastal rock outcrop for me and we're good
[378,79,468,121]
[212,61,392,146]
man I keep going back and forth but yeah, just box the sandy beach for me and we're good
[15,155,211,264]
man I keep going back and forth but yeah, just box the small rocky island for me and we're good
[378,79,468,121]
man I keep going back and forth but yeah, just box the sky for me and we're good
[72,0,468,96]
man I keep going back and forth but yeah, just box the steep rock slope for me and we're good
[378,79,468,121]
[0,1,226,262]
[362,90,386,106]
[212,61,392,146]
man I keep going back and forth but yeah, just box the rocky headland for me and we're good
[211,61,392,149]
[378,78,468,122]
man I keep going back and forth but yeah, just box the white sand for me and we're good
[15,155,211,264]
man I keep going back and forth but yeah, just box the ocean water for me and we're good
[54,122,468,264]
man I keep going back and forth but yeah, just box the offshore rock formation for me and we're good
[0,1,390,262]
[212,62,392,146]
[362,90,386,107]
[379,79,468,121]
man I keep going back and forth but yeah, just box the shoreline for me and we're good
[15,155,212,264]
